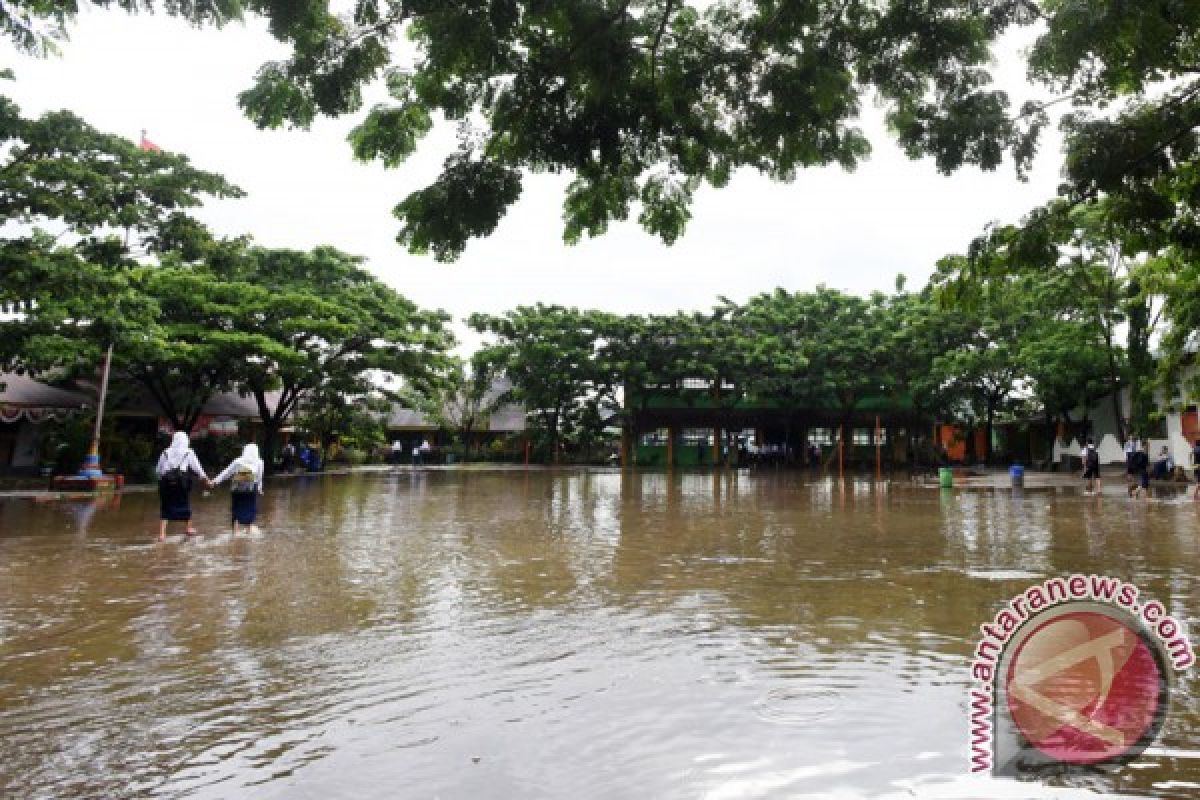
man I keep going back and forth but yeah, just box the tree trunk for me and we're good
[550,409,560,465]
[261,418,282,475]
[985,397,996,465]
[253,388,288,475]
[839,406,855,468]
[182,406,203,435]
[1126,289,1153,438]
[1100,326,1126,445]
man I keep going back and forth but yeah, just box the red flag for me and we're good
[139,130,161,152]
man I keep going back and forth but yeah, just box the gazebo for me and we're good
[0,373,90,474]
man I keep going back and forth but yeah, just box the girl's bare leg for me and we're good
[158,520,167,541]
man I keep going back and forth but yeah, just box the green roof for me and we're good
[628,386,914,412]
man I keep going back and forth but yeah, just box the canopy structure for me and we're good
[0,373,89,424]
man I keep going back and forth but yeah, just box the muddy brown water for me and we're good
[0,469,1197,799]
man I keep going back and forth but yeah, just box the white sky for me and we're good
[5,8,1066,353]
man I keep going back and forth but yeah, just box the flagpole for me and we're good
[80,341,113,477]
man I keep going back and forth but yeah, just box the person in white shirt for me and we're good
[1082,438,1101,493]
[1152,445,1173,480]
[212,443,265,534]
[156,431,210,540]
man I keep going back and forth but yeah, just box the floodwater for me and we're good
[0,469,1197,799]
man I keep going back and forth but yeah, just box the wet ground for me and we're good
[0,469,1196,798]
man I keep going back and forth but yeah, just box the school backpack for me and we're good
[160,460,190,491]
[230,464,257,493]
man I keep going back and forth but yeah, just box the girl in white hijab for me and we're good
[155,431,211,540]
[213,442,265,533]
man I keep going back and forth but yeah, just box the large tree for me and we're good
[1153,247,1200,407]
[410,355,511,461]
[14,4,1200,262]
[0,88,241,251]
[0,0,1076,259]
[0,89,245,426]
[213,245,455,468]
[928,259,1041,463]
[592,312,692,464]
[470,304,610,463]
[120,263,299,432]
[755,286,893,434]
[957,199,1165,440]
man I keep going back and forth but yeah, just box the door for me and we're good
[1183,407,1199,446]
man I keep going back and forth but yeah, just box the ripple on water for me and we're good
[965,568,1044,581]
[753,685,843,725]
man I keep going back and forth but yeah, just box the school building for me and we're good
[620,381,918,468]
[384,377,526,454]
[1048,370,1200,469]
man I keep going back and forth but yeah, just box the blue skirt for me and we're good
[231,491,258,524]
[158,482,192,521]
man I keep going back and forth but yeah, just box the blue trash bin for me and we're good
[1009,465,1024,487]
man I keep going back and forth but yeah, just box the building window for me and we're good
[639,429,668,446]
[808,427,833,446]
[853,428,873,446]
[681,428,712,446]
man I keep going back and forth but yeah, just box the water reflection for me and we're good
[0,471,1196,798]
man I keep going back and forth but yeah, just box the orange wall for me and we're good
[936,425,987,461]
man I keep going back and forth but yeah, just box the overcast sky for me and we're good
[6,9,1066,353]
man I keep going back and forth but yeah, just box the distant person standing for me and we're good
[1082,438,1101,493]
[304,444,322,472]
[156,431,210,541]
[420,438,432,463]
[280,441,296,472]
[1129,440,1151,498]
[212,443,265,534]
[391,439,404,465]
[1193,437,1200,501]
[1124,435,1137,479]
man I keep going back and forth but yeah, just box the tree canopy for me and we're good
[0,90,242,250]
[13,1,1198,260]
[214,244,455,463]
[470,304,614,462]
[0,89,456,462]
